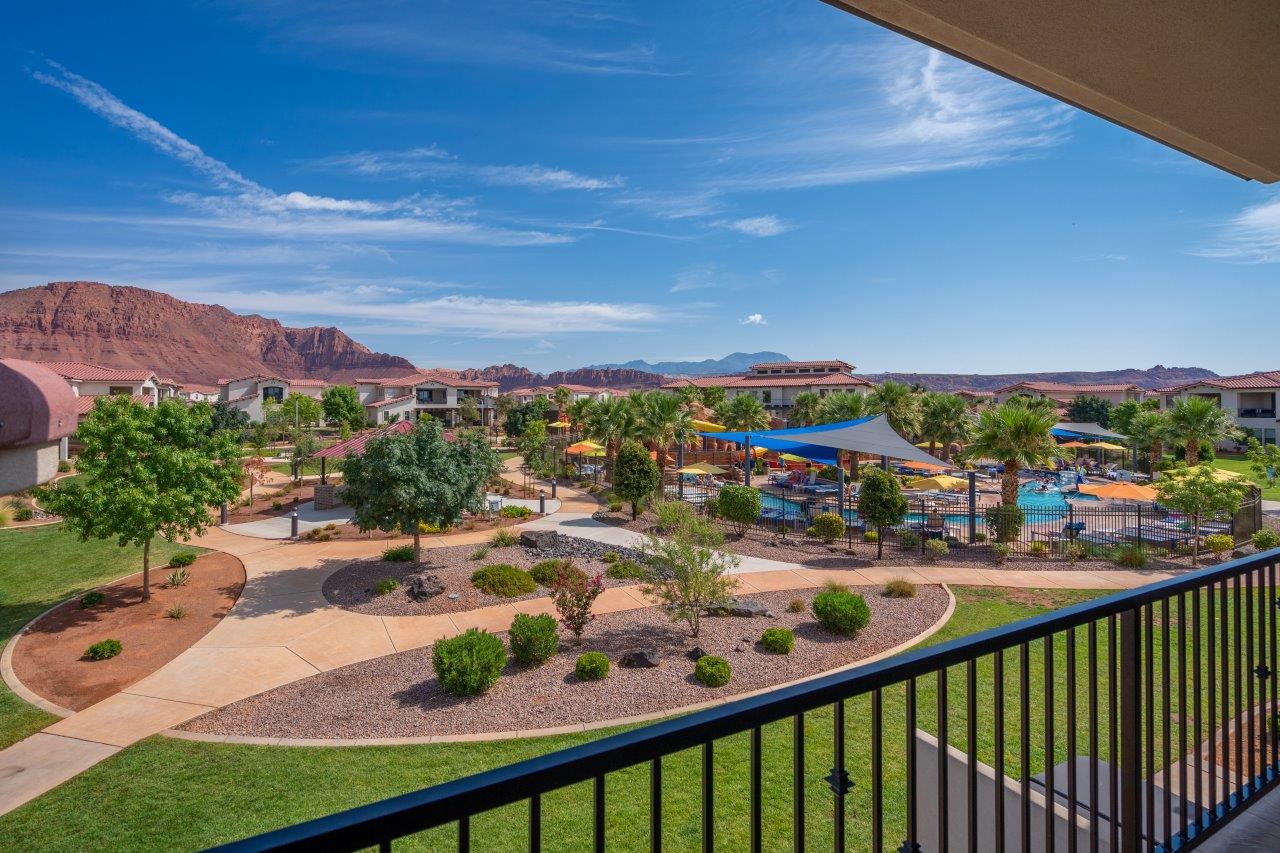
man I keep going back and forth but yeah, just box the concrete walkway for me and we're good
[0,463,1187,816]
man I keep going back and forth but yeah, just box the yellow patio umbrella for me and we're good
[779,453,809,463]
[578,447,607,458]
[1078,481,1158,501]
[677,462,727,475]
[691,419,727,432]
[1161,466,1248,484]
[1090,442,1127,452]
[1058,440,1091,449]
[547,420,571,429]
[907,474,968,491]
[566,440,604,454]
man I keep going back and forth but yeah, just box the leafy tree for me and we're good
[700,385,727,410]
[322,385,366,430]
[1066,395,1112,427]
[42,397,241,601]
[289,430,319,484]
[340,419,499,564]
[789,391,822,426]
[1246,437,1280,488]
[207,400,250,435]
[639,515,739,637]
[613,439,661,519]
[518,419,550,471]
[1155,465,1251,565]
[869,380,922,438]
[242,455,272,505]
[1164,396,1233,466]
[494,393,516,424]
[857,467,908,558]
[583,396,640,474]
[919,392,971,461]
[1109,399,1156,438]
[723,394,770,431]
[963,398,1061,509]
[715,484,762,534]
[458,394,480,427]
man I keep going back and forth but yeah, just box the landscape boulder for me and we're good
[405,573,445,602]
[686,646,709,661]
[519,529,559,551]
[620,649,661,668]
[708,599,774,618]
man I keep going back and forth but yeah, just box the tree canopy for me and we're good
[1164,396,1232,466]
[963,399,1060,507]
[857,468,907,559]
[613,439,661,519]
[207,400,250,435]
[1155,465,1250,564]
[1066,395,1112,427]
[322,385,367,430]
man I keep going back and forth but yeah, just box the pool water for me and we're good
[760,493,971,526]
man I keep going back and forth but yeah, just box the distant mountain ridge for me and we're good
[863,366,1219,392]
[586,351,791,377]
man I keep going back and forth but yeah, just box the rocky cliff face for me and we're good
[459,364,667,391]
[866,366,1220,392]
[0,282,415,384]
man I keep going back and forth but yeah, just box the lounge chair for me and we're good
[1030,521,1086,544]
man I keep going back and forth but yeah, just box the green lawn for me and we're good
[0,586,1116,851]
[1211,455,1280,500]
[0,524,203,749]
[268,458,327,477]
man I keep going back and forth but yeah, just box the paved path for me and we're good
[0,460,1188,816]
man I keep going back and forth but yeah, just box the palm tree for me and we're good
[814,390,871,425]
[566,397,593,430]
[1164,396,1233,466]
[869,380,922,438]
[920,392,972,461]
[963,400,1061,508]
[634,391,691,464]
[552,386,572,422]
[1127,409,1170,473]
[789,391,822,427]
[582,396,639,476]
[723,394,770,431]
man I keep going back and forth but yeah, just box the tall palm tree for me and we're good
[1164,396,1233,466]
[566,397,593,430]
[1127,409,1170,473]
[869,380,922,438]
[920,392,972,461]
[582,396,639,475]
[789,391,822,427]
[723,394,770,431]
[552,386,572,422]
[963,400,1061,508]
[814,390,871,425]
[634,391,691,463]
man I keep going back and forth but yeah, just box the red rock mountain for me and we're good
[458,363,667,391]
[0,282,415,384]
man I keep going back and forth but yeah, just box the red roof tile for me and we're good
[1162,371,1280,392]
[313,419,452,458]
[364,394,414,409]
[74,393,153,415]
[996,380,1142,395]
[661,372,872,390]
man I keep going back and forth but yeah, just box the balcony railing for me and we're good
[1237,408,1276,419]
[213,550,1280,853]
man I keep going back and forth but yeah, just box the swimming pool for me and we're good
[759,493,972,526]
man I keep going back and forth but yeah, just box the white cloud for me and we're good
[670,263,718,293]
[719,215,793,237]
[1197,195,1280,263]
[311,147,623,192]
[478,164,624,191]
[741,313,767,325]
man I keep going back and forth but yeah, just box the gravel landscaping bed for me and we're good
[322,540,635,617]
[180,585,948,739]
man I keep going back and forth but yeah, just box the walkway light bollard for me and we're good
[539,490,546,514]
[550,478,557,499]
[290,510,299,538]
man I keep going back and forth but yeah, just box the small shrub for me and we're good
[1205,534,1235,558]
[605,559,646,580]
[601,551,619,564]
[500,505,532,519]
[991,542,1012,564]
[554,569,604,642]
[883,579,917,598]
[1028,541,1049,558]
[163,568,191,588]
[1113,544,1148,568]
[985,505,1026,543]
[166,605,186,619]
[807,512,846,544]
[418,521,451,534]
[79,591,105,608]
[1252,529,1280,551]
[608,500,624,513]
[973,531,988,543]
[470,545,490,561]
[471,564,536,597]
[316,532,332,542]
[57,459,72,473]
[432,629,507,696]
[760,627,795,654]
[491,529,519,547]
[85,639,122,660]
[786,597,806,613]
[529,559,572,586]
[575,651,610,681]
[716,485,763,534]
[1064,541,1088,563]
[923,539,949,561]
[382,544,415,561]
[654,499,696,532]
[812,589,871,636]
[376,578,400,596]
[271,500,284,511]
[509,613,559,666]
[14,508,34,522]
[695,655,732,687]
[863,530,879,543]
[324,523,337,531]
[898,529,920,550]
[168,551,197,568]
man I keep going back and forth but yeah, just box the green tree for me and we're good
[566,397,593,429]
[869,380,922,438]
[1127,410,1170,473]
[963,399,1061,509]
[1066,395,1112,426]
[700,385,727,410]
[458,394,480,427]
[634,390,692,464]
[1246,437,1280,488]
[919,392,971,461]
[552,386,572,421]
[814,391,871,425]
[582,396,639,475]
[1109,399,1156,438]
[42,397,242,601]
[287,394,324,429]
[322,385,366,430]
[518,419,550,472]
[673,385,700,409]
[207,400,250,435]
[613,440,661,519]
[1155,465,1250,565]
[789,391,822,427]
[723,394,770,431]
[289,430,319,484]
[858,467,908,559]
[340,419,499,565]
[1165,396,1232,466]
[495,393,516,426]
[639,515,739,637]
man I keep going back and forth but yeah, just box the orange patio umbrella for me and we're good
[900,460,948,472]
[1077,482,1158,501]
[1059,440,1091,449]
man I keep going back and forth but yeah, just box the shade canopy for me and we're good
[704,415,948,467]
[690,419,727,433]
[1160,466,1249,484]
[1090,442,1127,452]
[313,420,417,458]
[678,462,727,475]
[566,440,604,454]
[1078,482,1158,501]
[1052,423,1128,440]
[900,460,948,472]
[908,474,968,491]
[1058,440,1091,449]
[547,420,571,429]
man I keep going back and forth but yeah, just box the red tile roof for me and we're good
[364,394,414,409]
[288,378,329,388]
[996,380,1142,395]
[74,393,153,415]
[217,374,327,387]
[39,361,157,382]
[661,372,872,390]
[355,370,498,389]
[313,419,451,458]
[1161,371,1280,392]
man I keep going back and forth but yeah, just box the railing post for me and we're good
[967,471,977,543]
[1119,607,1142,852]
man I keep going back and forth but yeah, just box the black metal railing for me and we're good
[215,550,1280,852]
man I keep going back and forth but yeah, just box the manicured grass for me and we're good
[1211,455,1280,500]
[269,458,327,477]
[0,586,1109,850]
[0,524,203,749]
[499,450,521,462]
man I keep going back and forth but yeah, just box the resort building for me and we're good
[355,370,499,426]
[179,383,219,403]
[36,361,163,421]
[955,389,995,406]
[217,374,328,422]
[661,359,874,416]
[992,380,1145,408]
[1158,370,1280,446]
[507,384,618,405]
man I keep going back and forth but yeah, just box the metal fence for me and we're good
[214,549,1280,852]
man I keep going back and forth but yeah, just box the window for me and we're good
[262,386,284,403]
[416,388,436,404]
[761,390,772,405]
[108,385,133,396]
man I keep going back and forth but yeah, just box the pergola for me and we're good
[311,419,417,484]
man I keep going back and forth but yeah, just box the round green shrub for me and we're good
[85,639,122,660]
[985,505,1025,543]
[716,484,762,533]
[923,539,949,561]
[509,613,559,666]
[786,597,806,613]
[529,559,575,586]
[883,579,917,598]
[1028,541,1049,557]
[605,559,646,580]
[694,655,732,687]
[79,591,105,609]
[168,551,197,568]
[382,544,414,561]
[575,651,610,681]
[499,504,532,519]
[1112,544,1148,568]
[1204,534,1235,557]
[991,542,1012,564]
[271,500,284,511]
[812,589,871,636]
[807,512,846,543]
[863,530,879,543]
[432,629,507,696]
[375,578,400,596]
[601,551,619,564]
[760,627,795,654]
[471,564,536,597]
[1253,529,1280,551]
[898,529,920,550]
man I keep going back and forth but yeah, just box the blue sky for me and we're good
[2,0,1276,375]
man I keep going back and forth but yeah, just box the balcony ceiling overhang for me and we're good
[824,0,1280,182]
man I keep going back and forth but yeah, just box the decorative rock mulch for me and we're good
[179,585,948,740]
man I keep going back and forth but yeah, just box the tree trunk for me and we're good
[928,440,937,457]
[1001,464,1020,507]
[413,529,422,566]
[142,537,152,602]
[1186,438,1199,467]
[877,525,883,559]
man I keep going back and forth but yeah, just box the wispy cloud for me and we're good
[718,215,793,237]
[740,312,766,325]
[313,147,624,191]
[670,263,718,293]
[30,61,569,247]
[1196,195,1280,263]
[478,164,624,191]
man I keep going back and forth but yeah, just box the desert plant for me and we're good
[608,500,624,513]
[85,639,122,660]
[973,531,988,543]
[470,545,490,561]
[1065,541,1088,563]
[1252,529,1280,551]
[553,568,605,643]
[432,629,507,696]
[14,508,34,522]
[924,538,949,561]
[883,579,917,598]
[471,564,536,597]
[812,588,871,636]
[716,484,762,535]
[991,542,1012,564]
[163,568,191,588]
[694,655,732,687]
[807,512,846,544]
[575,651,610,681]
[530,559,582,587]
[79,591,105,608]
[786,597,806,613]
[271,500,284,511]
[166,604,186,619]
[1204,534,1235,559]
[760,627,795,654]
[382,544,415,562]
[605,559,646,580]
[168,551,198,568]
[375,578,400,596]
[653,499,696,533]
[509,613,559,666]
[898,529,920,551]
[500,505,532,519]
[1113,544,1148,568]
[640,517,739,637]
[490,529,519,547]
[984,505,1026,544]
[601,551,619,563]
[863,530,879,543]
[1028,541,1049,558]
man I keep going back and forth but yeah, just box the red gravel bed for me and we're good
[180,585,948,739]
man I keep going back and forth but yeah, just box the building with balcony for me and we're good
[992,381,1146,409]
[661,359,874,416]
[356,370,499,426]
[1158,370,1280,446]
[217,374,328,422]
